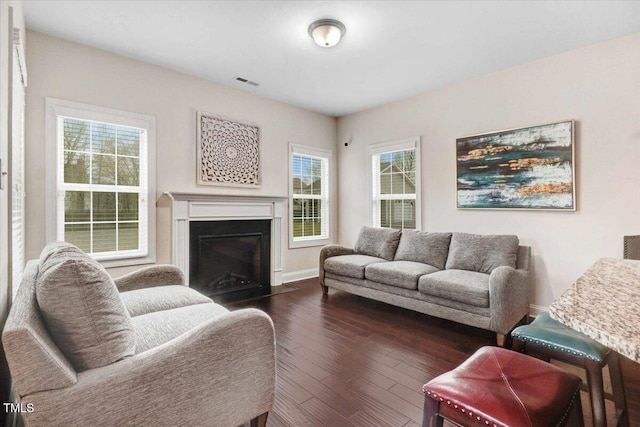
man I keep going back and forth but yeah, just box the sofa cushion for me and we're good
[35,242,136,371]
[324,254,387,279]
[445,232,519,274]
[418,270,490,307]
[354,226,402,261]
[394,231,452,270]
[132,303,229,353]
[365,261,439,290]
[121,285,213,317]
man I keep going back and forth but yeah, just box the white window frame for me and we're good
[369,136,421,230]
[288,143,331,249]
[45,98,156,267]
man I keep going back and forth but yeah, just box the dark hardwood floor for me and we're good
[229,278,640,427]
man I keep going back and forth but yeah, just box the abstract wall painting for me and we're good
[456,120,575,210]
[197,112,261,187]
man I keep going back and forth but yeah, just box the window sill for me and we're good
[98,254,156,269]
[289,237,330,249]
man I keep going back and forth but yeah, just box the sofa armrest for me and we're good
[24,308,276,427]
[488,266,530,335]
[114,264,185,292]
[319,244,355,285]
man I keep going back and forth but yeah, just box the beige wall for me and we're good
[24,29,640,310]
[25,31,337,278]
[337,32,640,311]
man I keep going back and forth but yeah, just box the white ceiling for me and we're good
[22,1,640,117]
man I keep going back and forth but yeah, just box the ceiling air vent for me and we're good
[233,76,259,87]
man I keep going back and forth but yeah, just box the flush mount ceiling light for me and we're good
[308,19,346,48]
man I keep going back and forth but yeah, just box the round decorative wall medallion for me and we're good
[198,114,261,187]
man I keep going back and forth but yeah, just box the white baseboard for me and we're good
[281,268,318,284]
[529,304,548,316]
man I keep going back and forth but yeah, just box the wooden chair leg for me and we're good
[496,333,506,347]
[250,411,269,427]
[511,337,525,353]
[607,353,629,427]
[584,360,606,427]
[422,397,443,427]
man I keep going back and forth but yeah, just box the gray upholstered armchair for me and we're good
[2,242,276,427]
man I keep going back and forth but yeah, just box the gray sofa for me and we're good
[320,227,531,344]
[3,242,275,427]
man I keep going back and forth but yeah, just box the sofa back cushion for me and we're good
[354,226,401,261]
[445,233,519,274]
[394,231,452,270]
[36,242,136,371]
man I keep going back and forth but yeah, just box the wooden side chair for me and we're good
[511,312,628,427]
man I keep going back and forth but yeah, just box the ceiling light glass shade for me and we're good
[308,19,346,48]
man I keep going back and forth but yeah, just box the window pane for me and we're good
[292,198,302,218]
[117,157,139,186]
[92,154,115,185]
[65,224,90,252]
[300,176,312,195]
[391,151,404,170]
[293,218,303,238]
[91,122,116,154]
[380,200,390,227]
[311,158,321,177]
[93,223,116,252]
[93,192,116,222]
[117,126,140,156]
[403,200,416,229]
[118,193,139,221]
[404,172,416,194]
[380,173,391,195]
[293,155,302,176]
[311,176,321,195]
[118,223,139,250]
[403,150,415,172]
[65,191,90,222]
[391,173,404,194]
[389,200,404,229]
[64,119,89,152]
[64,152,90,184]
[380,153,391,173]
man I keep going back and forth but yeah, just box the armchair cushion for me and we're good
[354,226,402,261]
[445,232,519,274]
[121,285,212,317]
[35,242,135,371]
[132,303,230,353]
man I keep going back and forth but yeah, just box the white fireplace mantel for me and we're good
[165,192,288,287]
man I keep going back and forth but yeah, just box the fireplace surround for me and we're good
[166,193,287,292]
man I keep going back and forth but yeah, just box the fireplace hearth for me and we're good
[189,220,271,303]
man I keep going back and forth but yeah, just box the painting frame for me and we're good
[456,120,576,211]
[197,111,262,188]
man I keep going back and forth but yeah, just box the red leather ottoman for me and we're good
[422,346,584,427]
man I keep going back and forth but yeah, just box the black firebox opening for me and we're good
[189,220,271,303]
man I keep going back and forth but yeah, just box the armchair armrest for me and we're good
[114,264,185,292]
[489,266,530,335]
[24,308,276,427]
[319,244,355,285]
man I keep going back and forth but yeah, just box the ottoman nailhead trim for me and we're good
[514,336,602,362]
[424,389,500,427]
